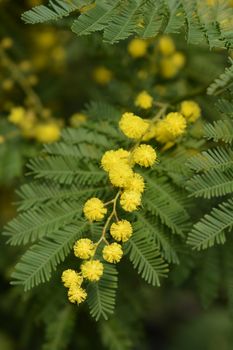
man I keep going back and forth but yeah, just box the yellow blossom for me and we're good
[128,38,148,58]
[83,197,107,221]
[73,239,95,259]
[109,164,134,188]
[110,220,133,242]
[101,149,130,172]
[158,36,175,56]
[61,269,83,288]
[124,173,145,193]
[0,136,5,144]
[81,260,104,282]
[70,113,87,127]
[103,243,123,263]
[8,107,25,125]
[35,122,60,143]
[120,190,142,212]
[153,119,171,144]
[119,112,149,139]
[160,52,186,79]
[180,100,201,123]
[35,30,57,49]
[68,285,87,304]
[165,112,187,137]
[133,144,157,167]
[93,66,112,85]
[2,79,14,91]
[135,91,153,109]
[1,37,13,49]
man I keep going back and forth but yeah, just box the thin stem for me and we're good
[0,47,44,115]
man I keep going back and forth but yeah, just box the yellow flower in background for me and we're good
[103,243,123,263]
[68,285,87,304]
[83,197,107,221]
[135,91,153,109]
[0,136,5,144]
[120,190,142,212]
[35,30,57,49]
[128,38,148,58]
[133,144,157,167]
[180,100,201,123]
[119,112,149,139]
[110,220,133,242]
[158,36,175,56]
[160,52,186,79]
[93,66,112,85]
[81,260,104,282]
[61,269,83,288]
[35,122,60,143]
[74,239,95,259]
[8,107,25,125]
[70,113,87,127]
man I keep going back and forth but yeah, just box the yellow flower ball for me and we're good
[124,173,145,193]
[160,52,186,79]
[93,66,112,85]
[119,112,149,139]
[110,220,133,242]
[101,148,130,172]
[61,269,83,288]
[133,144,157,167]
[180,100,201,123]
[70,113,87,127]
[120,190,142,212]
[128,38,148,58]
[103,243,123,263]
[135,91,153,109]
[109,164,134,188]
[73,239,95,259]
[68,285,87,304]
[81,260,104,282]
[158,36,175,56]
[165,112,187,137]
[35,123,60,143]
[83,197,107,222]
[8,107,25,125]
[154,120,171,143]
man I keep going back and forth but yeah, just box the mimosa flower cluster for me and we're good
[62,94,201,305]
[62,109,158,305]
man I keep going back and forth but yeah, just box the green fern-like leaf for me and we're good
[135,211,179,264]
[4,202,83,245]
[186,168,233,198]
[125,230,169,286]
[196,248,221,308]
[72,1,118,36]
[87,263,118,321]
[187,146,233,172]
[22,0,83,24]
[204,119,233,143]
[103,0,142,44]
[207,58,233,96]
[143,174,190,235]
[11,222,87,291]
[187,198,233,250]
